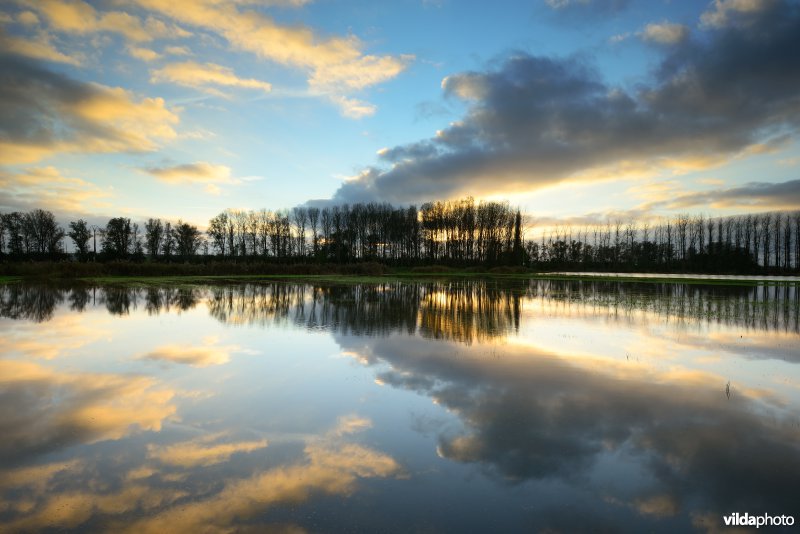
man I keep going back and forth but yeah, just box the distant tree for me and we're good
[207,212,229,256]
[68,219,92,259]
[512,210,524,265]
[102,217,132,258]
[23,209,64,255]
[174,220,201,257]
[162,221,175,258]
[144,218,164,260]
[292,207,308,257]
[0,212,5,256]
[307,207,320,257]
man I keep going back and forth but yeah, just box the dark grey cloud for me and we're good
[329,0,800,205]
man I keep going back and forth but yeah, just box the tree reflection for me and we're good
[1,280,797,337]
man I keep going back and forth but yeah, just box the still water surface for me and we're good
[1,280,799,533]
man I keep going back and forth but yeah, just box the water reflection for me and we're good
[1,280,798,532]
[337,334,800,523]
[2,280,798,336]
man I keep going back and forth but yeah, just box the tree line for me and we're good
[1,201,799,273]
[529,211,800,273]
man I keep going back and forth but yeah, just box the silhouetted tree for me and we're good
[68,219,92,260]
[144,218,164,260]
[174,220,201,258]
[102,217,132,259]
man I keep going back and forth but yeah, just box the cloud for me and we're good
[329,95,376,119]
[0,414,396,533]
[0,311,110,360]
[544,0,631,19]
[327,0,800,204]
[147,433,268,467]
[138,337,241,367]
[130,0,410,116]
[333,332,800,526]
[0,359,175,468]
[151,61,272,96]
[639,21,689,44]
[700,0,778,28]
[141,162,238,189]
[128,45,161,62]
[164,45,191,56]
[0,166,113,215]
[646,179,800,210]
[17,10,40,26]
[122,419,399,534]
[19,0,190,42]
[0,29,82,66]
[0,54,179,164]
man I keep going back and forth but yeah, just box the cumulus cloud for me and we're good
[138,336,242,367]
[700,0,778,28]
[639,21,689,44]
[0,54,179,164]
[18,0,190,42]
[0,166,112,215]
[334,331,800,524]
[147,433,268,467]
[0,29,82,66]
[130,0,410,116]
[0,359,175,467]
[646,179,800,211]
[141,161,237,186]
[163,45,191,56]
[128,45,161,62]
[122,419,399,534]
[327,0,800,205]
[151,61,272,96]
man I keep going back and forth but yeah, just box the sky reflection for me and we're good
[0,280,798,532]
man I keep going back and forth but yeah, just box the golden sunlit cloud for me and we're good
[639,21,689,44]
[131,0,410,116]
[164,45,191,56]
[329,95,376,119]
[138,338,240,367]
[151,61,272,96]
[700,0,771,28]
[128,45,162,62]
[0,62,180,165]
[141,162,239,196]
[0,460,84,492]
[1,415,396,533]
[19,0,190,42]
[0,30,82,66]
[2,313,110,360]
[0,359,176,447]
[0,166,112,214]
[17,10,40,25]
[147,433,269,467]
[123,420,400,534]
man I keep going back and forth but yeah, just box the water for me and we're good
[1,280,799,533]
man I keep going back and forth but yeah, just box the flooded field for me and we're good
[1,280,799,532]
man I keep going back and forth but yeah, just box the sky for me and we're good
[1,0,799,230]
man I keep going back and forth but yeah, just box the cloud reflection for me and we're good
[335,333,800,525]
[0,359,176,467]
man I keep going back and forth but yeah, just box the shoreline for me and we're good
[2,271,799,287]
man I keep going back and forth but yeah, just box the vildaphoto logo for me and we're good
[723,513,795,528]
